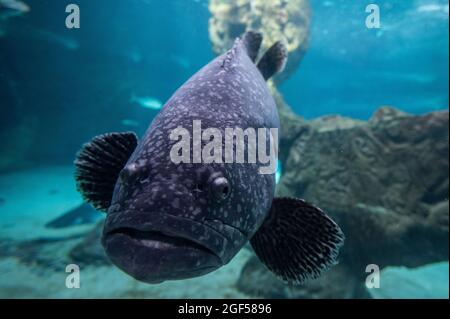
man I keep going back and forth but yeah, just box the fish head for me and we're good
[101,155,265,283]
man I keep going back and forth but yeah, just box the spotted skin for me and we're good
[101,34,280,283]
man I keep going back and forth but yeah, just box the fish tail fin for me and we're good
[241,31,263,63]
[257,41,288,80]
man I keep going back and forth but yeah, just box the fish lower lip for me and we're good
[103,211,246,264]
[107,227,218,257]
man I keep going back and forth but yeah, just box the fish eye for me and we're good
[210,177,231,202]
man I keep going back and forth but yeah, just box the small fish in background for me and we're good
[48,189,59,195]
[322,1,335,7]
[45,203,102,229]
[0,0,29,36]
[127,50,142,64]
[417,3,449,14]
[121,119,140,127]
[121,47,143,64]
[31,28,79,50]
[0,0,29,20]
[170,54,191,69]
[130,94,163,110]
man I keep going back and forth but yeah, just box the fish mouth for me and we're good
[106,227,219,258]
[101,211,239,283]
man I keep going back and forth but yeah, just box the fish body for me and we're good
[75,32,344,284]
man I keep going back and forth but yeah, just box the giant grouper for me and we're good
[74,31,345,284]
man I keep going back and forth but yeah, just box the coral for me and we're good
[208,0,311,83]
[237,99,449,298]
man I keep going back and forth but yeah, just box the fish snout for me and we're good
[101,211,236,283]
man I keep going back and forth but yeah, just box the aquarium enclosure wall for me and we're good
[0,0,448,299]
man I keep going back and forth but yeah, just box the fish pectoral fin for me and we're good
[74,131,138,212]
[250,197,345,284]
[257,41,287,80]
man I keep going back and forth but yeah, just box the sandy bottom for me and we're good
[0,252,251,298]
[369,262,449,299]
[0,166,447,299]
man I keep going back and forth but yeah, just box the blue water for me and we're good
[281,0,449,119]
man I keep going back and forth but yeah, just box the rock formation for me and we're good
[208,0,311,83]
[237,99,449,298]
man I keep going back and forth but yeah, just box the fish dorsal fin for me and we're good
[250,197,345,284]
[74,132,138,212]
[257,41,288,80]
[222,32,287,81]
[241,31,263,63]
[222,31,262,69]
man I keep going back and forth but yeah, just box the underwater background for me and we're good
[0,0,448,298]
